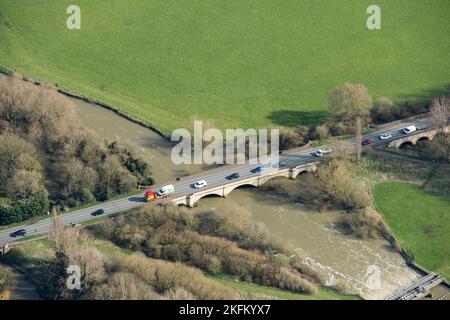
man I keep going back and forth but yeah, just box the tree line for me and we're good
[0,76,154,225]
[279,82,450,156]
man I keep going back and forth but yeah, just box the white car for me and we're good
[379,133,392,140]
[315,148,332,157]
[402,125,417,134]
[193,180,207,189]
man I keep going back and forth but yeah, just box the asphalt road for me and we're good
[0,116,433,247]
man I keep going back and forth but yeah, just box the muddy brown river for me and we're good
[73,98,419,300]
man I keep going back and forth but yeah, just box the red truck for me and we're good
[145,184,175,202]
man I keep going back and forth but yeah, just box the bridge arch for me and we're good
[194,191,225,201]
[223,182,258,197]
[399,141,414,149]
[294,169,310,179]
[416,136,430,144]
[187,191,225,207]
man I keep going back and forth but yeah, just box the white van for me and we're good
[402,125,417,134]
[157,184,175,196]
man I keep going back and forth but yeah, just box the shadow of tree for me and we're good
[396,85,450,104]
[267,110,330,128]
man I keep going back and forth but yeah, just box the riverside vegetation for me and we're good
[0,76,154,226]
[94,204,331,296]
[1,207,360,300]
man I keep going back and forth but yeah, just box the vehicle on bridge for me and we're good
[10,229,27,238]
[402,125,417,134]
[193,180,207,189]
[146,184,175,201]
[251,166,262,174]
[226,173,240,180]
[379,133,392,140]
[314,148,332,157]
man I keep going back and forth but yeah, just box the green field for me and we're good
[374,182,450,280]
[1,0,449,135]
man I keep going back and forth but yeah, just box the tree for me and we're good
[313,124,330,140]
[279,130,304,150]
[430,96,450,160]
[7,169,48,201]
[0,267,13,294]
[355,117,362,162]
[56,158,96,202]
[371,97,396,123]
[311,159,370,211]
[0,133,37,189]
[328,83,372,161]
[328,83,373,123]
[47,215,105,298]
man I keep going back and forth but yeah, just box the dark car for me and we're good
[226,173,240,180]
[362,139,373,146]
[91,209,105,216]
[10,229,27,237]
[251,166,262,174]
[271,161,287,168]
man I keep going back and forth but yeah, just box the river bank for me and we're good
[70,96,420,300]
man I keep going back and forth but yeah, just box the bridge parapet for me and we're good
[172,162,319,207]
[388,126,450,149]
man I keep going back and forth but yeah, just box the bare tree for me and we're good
[48,210,65,252]
[355,117,362,162]
[328,83,373,162]
[0,133,37,189]
[430,96,450,160]
[327,83,373,123]
[0,266,14,295]
[431,96,450,130]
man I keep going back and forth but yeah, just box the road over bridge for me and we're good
[0,115,446,248]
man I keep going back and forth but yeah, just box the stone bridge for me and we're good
[388,125,450,148]
[172,162,318,207]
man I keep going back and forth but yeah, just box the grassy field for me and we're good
[1,1,449,136]
[374,182,450,280]
[207,274,361,300]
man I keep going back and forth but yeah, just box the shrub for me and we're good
[161,245,183,262]
[313,124,330,140]
[342,207,390,239]
[371,97,396,123]
[328,121,353,136]
[0,196,49,226]
[112,253,238,299]
[290,257,327,284]
[0,65,12,76]
[104,205,319,295]
[92,272,160,300]
[257,264,318,294]
[279,130,303,150]
[0,267,13,293]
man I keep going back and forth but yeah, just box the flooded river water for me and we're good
[73,98,419,300]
